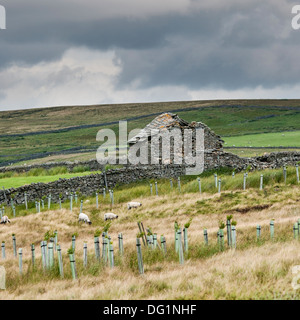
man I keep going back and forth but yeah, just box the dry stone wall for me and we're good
[0,151,299,205]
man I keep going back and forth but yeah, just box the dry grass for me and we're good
[1,168,300,300]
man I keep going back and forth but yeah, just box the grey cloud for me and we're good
[0,0,299,96]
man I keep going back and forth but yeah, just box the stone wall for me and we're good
[0,159,102,174]
[253,151,300,168]
[0,164,186,205]
[0,151,299,206]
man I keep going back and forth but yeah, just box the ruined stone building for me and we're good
[127,112,224,167]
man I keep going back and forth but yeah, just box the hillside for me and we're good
[1,99,300,165]
[0,169,300,299]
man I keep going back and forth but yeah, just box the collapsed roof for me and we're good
[128,112,224,148]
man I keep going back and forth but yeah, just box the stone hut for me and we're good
[128,112,224,165]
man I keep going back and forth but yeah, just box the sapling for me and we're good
[219,221,225,230]
[18,248,23,275]
[118,233,124,256]
[41,241,46,270]
[48,242,54,269]
[203,228,208,245]
[226,215,233,247]
[177,228,184,264]
[93,230,101,261]
[294,223,299,240]
[160,235,167,255]
[68,247,77,280]
[48,194,51,209]
[68,244,75,256]
[214,173,218,188]
[57,244,64,278]
[54,230,58,251]
[31,243,35,267]
[146,228,154,249]
[174,221,180,252]
[256,225,261,241]
[12,234,17,257]
[243,173,247,190]
[1,241,5,259]
[137,232,145,239]
[94,229,102,238]
[184,218,193,229]
[71,233,77,252]
[218,221,225,251]
[153,233,158,248]
[83,242,88,268]
[103,221,112,234]
[270,219,275,239]
[197,177,202,193]
[24,192,28,210]
[231,220,237,248]
[44,230,56,241]
[177,177,181,193]
[136,236,144,274]
[183,218,192,253]
[42,195,46,209]
[70,193,73,212]
[218,178,222,193]
[109,241,114,268]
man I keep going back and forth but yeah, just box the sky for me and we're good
[0,0,300,111]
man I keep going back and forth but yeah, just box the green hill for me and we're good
[1,99,300,165]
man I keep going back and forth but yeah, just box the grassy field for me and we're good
[0,171,102,189]
[224,131,300,148]
[224,148,300,158]
[1,99,300,165]
[1,99,300,135]
[0,167,300,299]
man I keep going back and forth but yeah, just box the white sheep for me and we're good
[0,216,10,224]
[127,201,142,210]
[78,212,92,225]
[104,212,118,221]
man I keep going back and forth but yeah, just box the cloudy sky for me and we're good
[0,0,300,110]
